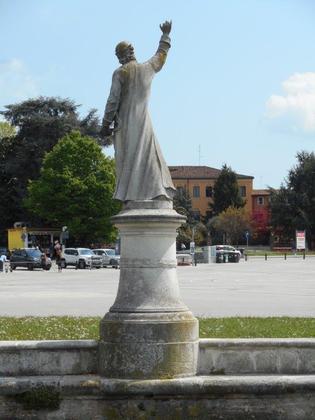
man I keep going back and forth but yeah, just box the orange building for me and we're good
[251,189,270,218]
[169,166,254,218]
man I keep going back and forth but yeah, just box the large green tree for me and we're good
[25,131,119,245]
[270,151,315,248]
[211,164,245,215]
[0,97,101,241]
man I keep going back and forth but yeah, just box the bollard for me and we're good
[284,253,287,260]
[265,253,267,260]
[303,252,306,260]
[245,254,247,261]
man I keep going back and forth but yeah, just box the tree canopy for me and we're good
[0,121,16,140]
[25,131,119,245]
[0,97,102,240]
[211,164,245,215]
[270,151,315,248]
[209,206,251,245]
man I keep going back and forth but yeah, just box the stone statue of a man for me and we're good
[101,21,176,203]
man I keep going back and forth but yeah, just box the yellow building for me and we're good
[169,166,254,218]
[7,227,61,254]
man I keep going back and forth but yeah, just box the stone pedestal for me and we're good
[99,200,199,379]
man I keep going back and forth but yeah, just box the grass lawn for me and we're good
[0,317,315,340]
[245,250,315,257]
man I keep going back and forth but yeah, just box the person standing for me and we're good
[54,240,62,272]
[0,253,6,273]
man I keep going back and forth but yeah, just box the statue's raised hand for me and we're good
[160,20,172,35]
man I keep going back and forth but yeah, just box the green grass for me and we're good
[0,317,100,340]
[0,317,315,340]
[199,317,315,338]
[245,250,315,256]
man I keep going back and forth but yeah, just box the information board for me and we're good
[296,230,306,250]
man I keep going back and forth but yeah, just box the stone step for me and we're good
[1,374,315,396]
[1,374,315,419]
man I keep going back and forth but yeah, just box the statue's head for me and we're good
[115,41,136,64]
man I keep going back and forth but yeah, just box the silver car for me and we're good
[62,248,102,269]
[93,249,120,268]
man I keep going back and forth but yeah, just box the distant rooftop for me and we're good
[169,165,254,180]
[252,189,270,196]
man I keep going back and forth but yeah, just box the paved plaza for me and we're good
[0,257,314,317]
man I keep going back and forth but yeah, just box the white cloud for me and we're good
[266,72,315,133]
[0,59,38,107]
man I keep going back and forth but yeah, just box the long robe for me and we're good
[103,34,176,202]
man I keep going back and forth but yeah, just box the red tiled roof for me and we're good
[169,166,253,180]
[252,189,270,196]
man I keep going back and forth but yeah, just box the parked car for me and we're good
[93,249,120,268]
[215,245,241,263]
[61,248,102,269]
[10,248,52,271]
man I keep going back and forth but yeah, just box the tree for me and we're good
[210,206,251,245]
[270,151,315,248]
[251,210,270,245]
[0,121,15,140]
[211,164,245,215]
[173,188,208,248]
[0,97,102,239]
[173,188,193,222]
[24,131,120,244]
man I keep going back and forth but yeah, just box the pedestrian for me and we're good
[54,240,62,272]
[0,253,8,273]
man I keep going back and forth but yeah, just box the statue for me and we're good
[101,21,176,203]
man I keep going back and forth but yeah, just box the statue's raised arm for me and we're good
[149,20,172,73]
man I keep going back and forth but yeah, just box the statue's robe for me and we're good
[103,34,176,202]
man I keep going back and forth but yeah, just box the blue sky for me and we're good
[1,0,315,188]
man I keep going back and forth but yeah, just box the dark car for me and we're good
[10,248,52,271]
[216,245,241,263]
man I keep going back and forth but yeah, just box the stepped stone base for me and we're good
[1,340,315,418]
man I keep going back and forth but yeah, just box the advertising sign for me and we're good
[296,230,306,250]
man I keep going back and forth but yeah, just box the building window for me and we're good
[176,186,184,194]
[257,196,264,205]
[205,186,213,197]
[191,210,200,221]
[239,186,246,197]
[193,186,200,198]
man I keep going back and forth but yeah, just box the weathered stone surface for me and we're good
[99,202,199,379]
[1,375,315,419]
[0,340,98,376]
[2,338,315,378]
[198,338,315,375]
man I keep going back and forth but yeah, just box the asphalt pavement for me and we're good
[0,257,314,317]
